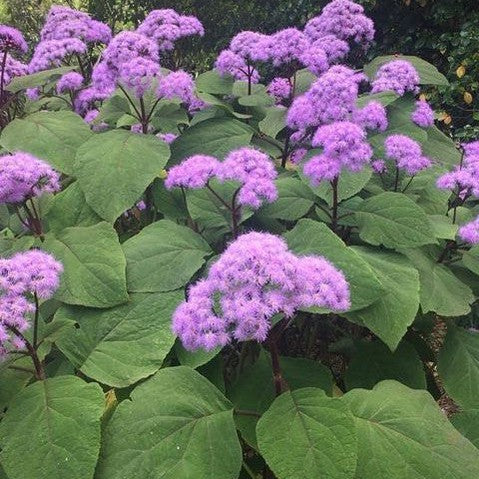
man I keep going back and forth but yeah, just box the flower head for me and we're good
[384,134,431,175]
[267,28,309,67]
[371,60,420,96]
[29,38,86,73]
[0,152,60,204]
[0,25,27,53]
[165,155,221,189]
[267,77,291,102]
[157,132,178,144]
[230,31,270,62]
[157,70,195,103]
[215,49,259,82]
[56,71,83,93]
[173,232,350,351]
[459,217,479,245]
[411,100,434,128]
[119,57,160,98]
[352,100,388,131]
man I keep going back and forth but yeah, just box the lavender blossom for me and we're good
[157,132,178,144]
[157,70,195,103]
[29,38,86,73]
[371,60,420,96]
[384,134,432,175]
[458,217,479,245]
[56,71,83,94]
[0,152,60,204]
[0,26,27,53]
[173,232,350,351]
[230,31,270,62]
[215,49,260,83]
[267,28,310,67]
[352,101,388,131]
[267,78,291,102]
[165,155,221,189]
[411,100,434,128]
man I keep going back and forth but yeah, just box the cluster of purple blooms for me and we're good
[0,250,62,359]
[173,232,350,351]
[0,26,28,88]
[165,147,278,209]
[56,71,83,94]
[371,60,420,96]
[437,141,479,244]
[0,152,60,204]
[28,6,111,74]
[215,0,373,83]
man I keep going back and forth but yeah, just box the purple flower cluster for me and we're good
[304,0,374,46]
[166,147,278,209]
[411,100,434,128]
[215,48,260,83]
[352,100,388,131]
[287,66,365,130]
[267,78,292,103]
[0,152,60,204]
[29,38,86,73]
[0,250,62,359]
[56,71,83,94]
[268,28,310,67]
[304,121,373,185]
[2,54,27,86]
[0,25,27,53]
[173,232,350,350]
[157,132,178,144]
[156,70,195,104]
[371,60,420,96]
[40,6,111,44]
[137,9,204,51]
[459,217,479,245]
[384,135,431,175]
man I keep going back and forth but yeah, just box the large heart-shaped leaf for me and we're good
[43,222,128,308]
[97,366,242,479]
[123,220,212,293]
[1,111,92,174]
[257,388,357,479]
[342,380,479,479]
[438,326,479,409]
[355,192,437,250]
[0,376,104,479]
[284,219,384,311]
[75,130,170,222]
[346,248,420,350]
[56,290,182,387]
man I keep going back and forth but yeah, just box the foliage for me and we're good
[0,1,479,479]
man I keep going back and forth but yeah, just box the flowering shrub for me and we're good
[0,2,479,478]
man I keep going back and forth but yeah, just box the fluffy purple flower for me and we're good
[304,0,375,46]
[290,148,308,165]
[267,78,291,102]
[267,28,310,67]
[0,25,27,53]
[371,60,420,96]
[56,71,83,93]
[304,121,372,185]
[411,100,434,128]
[300,45,329,76]
[173,232,350,351]
[217,147,278,209]
[352,101,388,131]
[157,132,178,144]
[74,86,110,115]
[137,9,204,51]
[84,109,99,124]
[287,66,365,130]
[157,70,195,103]
[463,141,479,157]
[165,155,221,189]
[313,35,349,62]
[119,57,160,97]
[384,134,431,175]
[230,31,270,62]
[0,152,60,204]
[25,87,40,101]
[0,250,62,359]
[29,38,86,73]
[371,160,386,174]
[3,54,27,86]
[458,217,479,245]
[215,49,259,83]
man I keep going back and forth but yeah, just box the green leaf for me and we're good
[294,69,316,95]
[403,246,474,316]
[345,340,426,390]
[438,327,479,409]
[257,388,357,479]
[1,111,92,174]
[43,222,128,308]
[259,177,315,221]
[428,214,458,240]
[5,66,76,93]
[451,410,479,448]
[0,236,34,257]
[175,341,221,369]
[355,192,437,250]
[238,93,274,107]
[346,247,420,350]
[229,351,333,448]
[301,166,372,206]
[342,380,479,479]
[356,91,399,108]
[258,106,287,138]
[422,126,462,168]
[56,290,182,387]
[196,70,234,95]
[284,219,384,311]
[97,366,242,479]
[123,220,212,293]
[364,55,449,86]
[75,130,170,222]
[169,118,254,165]
[45,182,101,233]
[0,376,104,479]
[463,246,479,276]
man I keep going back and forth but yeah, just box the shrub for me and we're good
[0,1,478,478]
